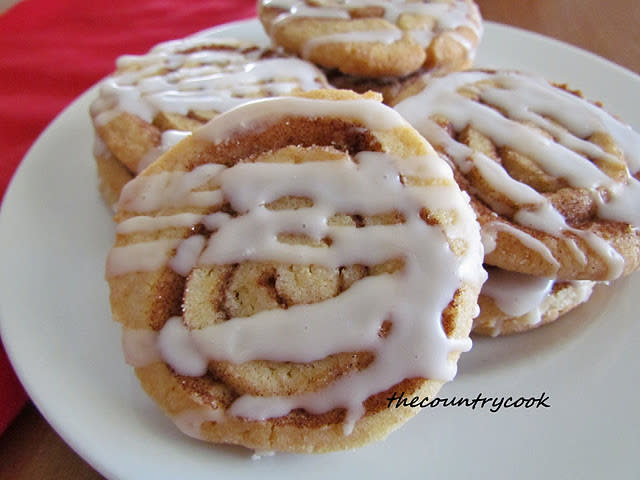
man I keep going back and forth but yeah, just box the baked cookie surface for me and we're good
[473,267,595,337]
[258,0,483,78]
[106,89,486,453]
[393,69,640,281]
[90,34,330,206]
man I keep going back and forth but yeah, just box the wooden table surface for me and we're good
[0,0,638,478]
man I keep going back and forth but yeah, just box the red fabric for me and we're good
[0,0,256,434]
[0,343,26,433]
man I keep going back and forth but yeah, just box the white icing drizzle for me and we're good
[567,280,596,306]
[194,96,407,144]
[201,212,232,231]
[90,33,329,171]
[301,29,403,59]
[116,164,225,213]
[91,38,327,125]
[116,213,205,234]
[168,235,207,276]
[158,317,209,376]
[444,29,474,52]
[165,152,475,431]
[481,221,559,268]
[478,268,595,336]
[115,212,232,237]
[109,95,485,436]
[263,0,482,62]
[269,1,350,22]
[481,268,553,318]
[395,70,640,279]
[564,237,588,266]
[121,328,161,367]
[199,154,454,266]
[106,238,182,278]
[172,407,224,440]
[92,135,110,158]
[137,130,192,174]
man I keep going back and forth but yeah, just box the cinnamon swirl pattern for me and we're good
[394,69,640,282]
[90,33,330,207]
[258,0,483,78]
[106,89,486,452]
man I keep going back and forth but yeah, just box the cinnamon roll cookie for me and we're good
[472,267,595,337]
[393,70,640,282]
[258,0,483,78]
[106,89,486,453]
[90,34,330,207]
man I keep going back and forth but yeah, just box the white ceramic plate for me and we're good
[1,19,639,480]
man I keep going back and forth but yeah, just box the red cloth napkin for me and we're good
[0,0,256,435]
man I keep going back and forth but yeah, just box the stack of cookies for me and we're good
[90,35,331,207]
[92,0,640,454]
[392,70,640,336]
